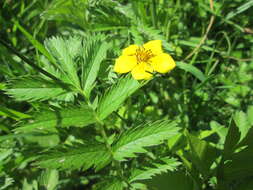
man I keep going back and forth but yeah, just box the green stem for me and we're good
[84,96,131,189]
[0,38,70,90]
[95,117,131,189]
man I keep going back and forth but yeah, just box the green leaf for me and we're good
[0,106,30,120]
[36,143,111,171]
[93,178,124,190]
[112,120,180,161]
[15,22,55,64]
[187,134,219,179]
[41,0,89,29]
[15,105,96,132]
[45,36,81,88]
[82,35,109,97]
[210,121,228,145]
[234,111,250,141]
[5,77,69,102]
[223,119,241,158]
[247,106,253,126]
[97,76,143,120]
[145,171,195,190]
[130,157,180,182]
[223,110,252,158]
[176,62,206,82]
[226,0,253,20]
[224,146,253,181]
[39,169,59,190]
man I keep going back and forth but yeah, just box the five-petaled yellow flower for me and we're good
[114,40,176,80]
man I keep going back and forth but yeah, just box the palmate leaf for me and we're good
[15,105,96,132]
[130,157,181,183]
[45,36,81,88]
[36,143,111,171]
[97,76,143,120]
[5,76,69,102]
[82,34,110,97]
[112,120,180,161]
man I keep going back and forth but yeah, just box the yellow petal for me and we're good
[131,62,153,80]
[143,40,163,55]
[114,55,137,73]
[150,53,176,73]
[122,45,139,56]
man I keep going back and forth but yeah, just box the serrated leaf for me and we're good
[5,77,69,102]
[94,178,124,190]
[97,76,143,120]
[45,36,81,88]
[15,105,96,132]
[82,35,110,97]
[36,143,111,171]
[112,120,179,161]
[130,157,180,182]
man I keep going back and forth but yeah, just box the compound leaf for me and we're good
[112,120,179,161]
[6,76,69,102]
[97,76,143,120]
[36,143,111,171]
[130,157,180,182]
[15,105,96,132]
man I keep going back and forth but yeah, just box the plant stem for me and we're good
[95,118,131,189]
[84,97,131,189]
[0,38,70,90]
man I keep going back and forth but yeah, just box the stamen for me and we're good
[135,47,154,63]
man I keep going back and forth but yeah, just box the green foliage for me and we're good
[81,34,110,97]
[97,76,143,120]
[16,105,96,132]
[45,36,81,88]
[112,120,180,161]
[176,62,206,82]
[93,179,124,190]
[129,157,180,182]
[187,134,219,179]
[1,0,253,189]
[38,169,59,190]
[36,142,111,171]
[5,76,69,102]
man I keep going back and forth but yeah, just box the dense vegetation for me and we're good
[0,0,253,189]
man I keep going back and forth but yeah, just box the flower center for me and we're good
[135,47,154,63]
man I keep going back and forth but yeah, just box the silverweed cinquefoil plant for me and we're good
[114,40,176,80]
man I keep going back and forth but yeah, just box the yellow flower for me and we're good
[114,40,176,80]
